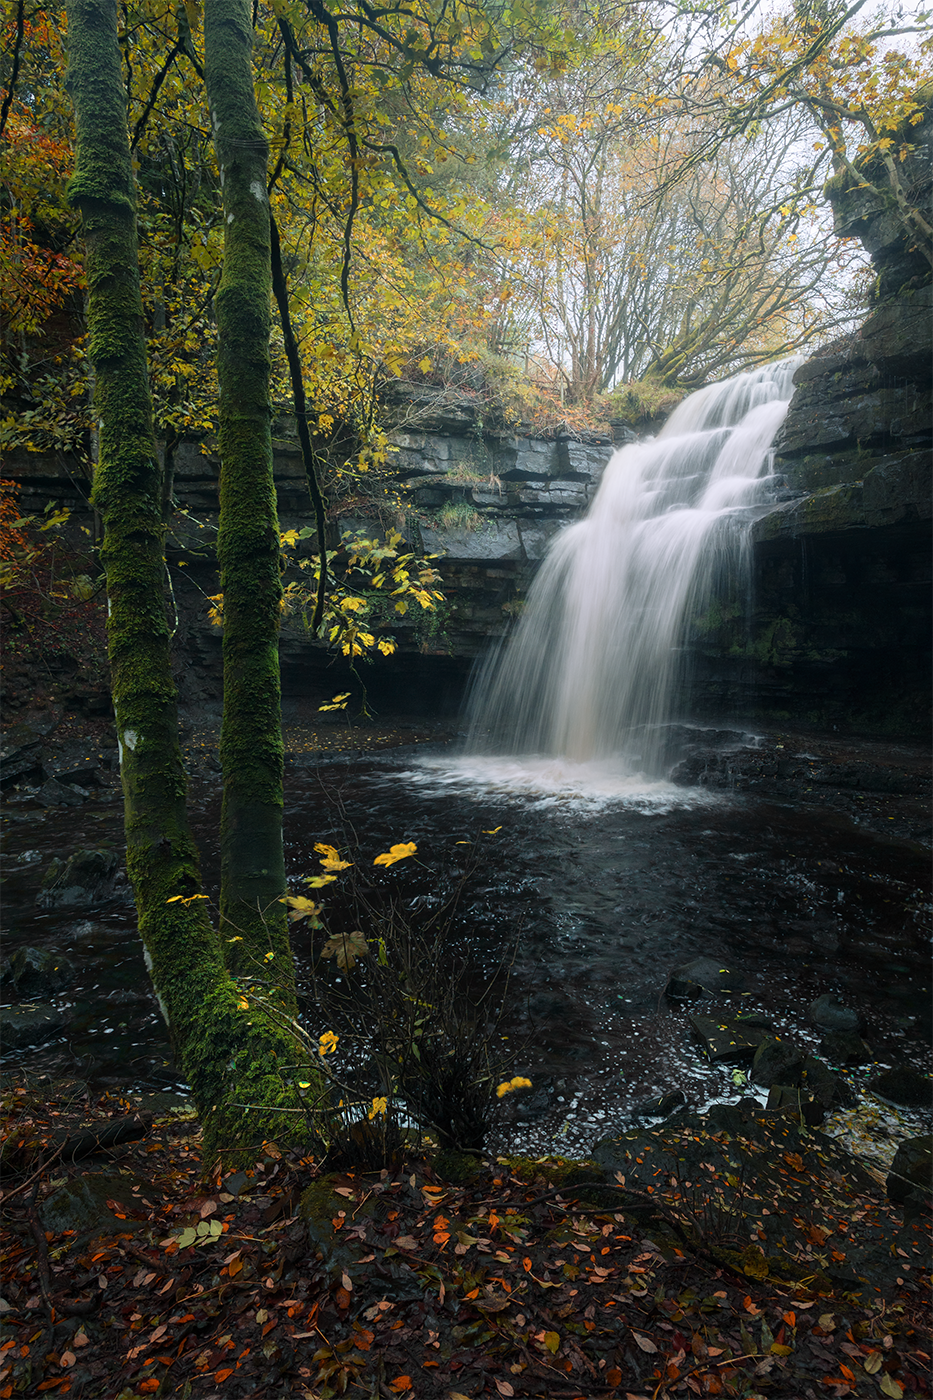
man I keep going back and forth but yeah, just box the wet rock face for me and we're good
[828,102,933,297]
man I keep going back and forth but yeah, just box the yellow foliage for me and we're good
[373,842,417,867]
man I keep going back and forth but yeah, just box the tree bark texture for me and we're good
[65,0,313,1160]
[203,0,293,986]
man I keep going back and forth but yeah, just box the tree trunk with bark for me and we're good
[65,0,317,1165]
[204,0,294,993]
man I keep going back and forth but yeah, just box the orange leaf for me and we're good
[389,1378,412,1393]
[214,1369,235,1382]
[335,1288,351,1309]
[138,1384,159,1395]
[839,1364,856,1383]
[783,1311,796,1327]
[606,1368,622,1385]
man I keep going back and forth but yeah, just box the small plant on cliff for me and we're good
[437,500,482,532]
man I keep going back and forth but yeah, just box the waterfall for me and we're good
[466,359,801,775]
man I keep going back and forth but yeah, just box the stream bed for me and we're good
[2,728,931,1164]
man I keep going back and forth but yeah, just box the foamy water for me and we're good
[400,753,721,814]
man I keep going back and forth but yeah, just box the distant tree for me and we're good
[489,46,864,398]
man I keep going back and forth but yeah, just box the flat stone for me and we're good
[0,1004,69,1049]
[37,847,120,908]
[688,1012,771,1061]
[668,957,745,998]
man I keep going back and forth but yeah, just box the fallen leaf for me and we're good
[633,1333,658,1353]
[495,1383,515,1397]
[59,1351,76,1368]
[879,1378,903,1399]
[543,1331,560,1354]
[389,1378,412,1394]
[864,1353,883,1375]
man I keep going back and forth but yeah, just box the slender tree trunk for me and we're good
[203,0,294,993]
[65,0,314,1162]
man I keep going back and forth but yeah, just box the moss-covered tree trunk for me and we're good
[65,0,313,1163]
[203,0,294,991]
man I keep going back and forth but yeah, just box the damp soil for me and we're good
[1,720,930,1162]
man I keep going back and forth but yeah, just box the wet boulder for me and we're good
[36,848,120,909]
[800,1055,854,1110]
[751,1037,805,1088]
[36,777,87,808]
[0,946,75,997]
[667,957,745,999]
[819,1029,873,1064]
[688,1011,772,1061]
[0,1003,70,1049]
[869,1065,932,1109]
[629,1089,688,1121]
[809,994,862,1032]
[886,1135,932,1207]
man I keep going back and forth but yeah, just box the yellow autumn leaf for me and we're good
[374,842,417,867]
[496,1076,532,1098]
[318,1030,339,1056]
[368,1096,388,1119]
[282,895,322,923]
[543,1331,560,1354]
[314,843,353,871]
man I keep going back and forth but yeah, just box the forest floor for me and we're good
[0,1084,929,1400]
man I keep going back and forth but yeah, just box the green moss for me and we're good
[502,1155,601,1187]
[433,1148,484,1185]
[298,1174,344,1226]
[203,0,291,988]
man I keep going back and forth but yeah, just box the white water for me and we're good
[464,359,801,778]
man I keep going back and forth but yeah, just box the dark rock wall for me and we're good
[726,108,932,735]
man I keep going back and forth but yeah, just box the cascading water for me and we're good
[465,359,801,777]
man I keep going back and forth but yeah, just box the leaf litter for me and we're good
[0,1081,929,1400]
